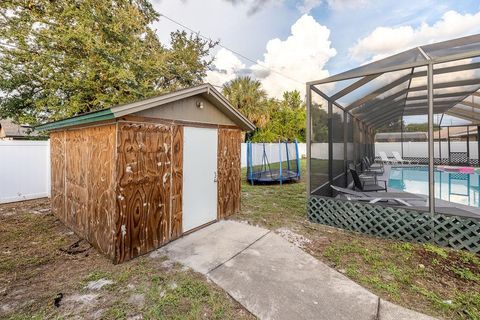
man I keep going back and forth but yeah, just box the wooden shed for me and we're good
[37,84,255,263]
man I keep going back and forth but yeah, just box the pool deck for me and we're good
[374,164,480,219]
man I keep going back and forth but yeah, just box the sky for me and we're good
[150,0,480,123]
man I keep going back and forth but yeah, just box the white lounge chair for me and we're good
[331,185,425,207]
[379,151,397,164]
[392,151,417,165]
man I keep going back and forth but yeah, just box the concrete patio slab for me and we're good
[159,220,437,320]
[155,220,269,274]
[209,231,378,320]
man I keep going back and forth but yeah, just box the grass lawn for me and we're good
[0,199,254,320]
[2,159,479,319]
[236,159,480,320]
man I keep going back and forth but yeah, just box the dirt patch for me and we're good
[1,198,254,319]
[275,227,312,248]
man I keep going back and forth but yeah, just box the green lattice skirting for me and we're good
[308,196,480,253]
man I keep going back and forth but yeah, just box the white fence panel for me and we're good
[0,140,51,203]
[241,143,306,168]
[375,141,479,160]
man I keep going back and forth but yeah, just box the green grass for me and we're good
[235,159,480,320]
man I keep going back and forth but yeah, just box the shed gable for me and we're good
[133,96,236,126]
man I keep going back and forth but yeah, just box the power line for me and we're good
[2,13,305,86]
[158,13,305,85]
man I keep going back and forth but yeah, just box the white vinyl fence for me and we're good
[375,141,479,160]
[241,143,306,167]
[0,140,51,203]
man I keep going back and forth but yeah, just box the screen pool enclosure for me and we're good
[246,141,301,184]
[306,34,480,254]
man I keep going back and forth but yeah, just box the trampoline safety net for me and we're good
[246,141,301,184]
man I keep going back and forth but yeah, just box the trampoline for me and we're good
[246,140,301,184]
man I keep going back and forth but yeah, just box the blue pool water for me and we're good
[389,167,480,208]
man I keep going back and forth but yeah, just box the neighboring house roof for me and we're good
[35,83,256,132]
[0,118,36,138]
[375,132,428,142]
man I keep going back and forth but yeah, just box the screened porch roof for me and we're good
[308,34,480,128]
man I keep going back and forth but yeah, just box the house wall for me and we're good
[50,124,117,259]
[133,96,236,127]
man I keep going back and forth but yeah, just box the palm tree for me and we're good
[222,76,269,128]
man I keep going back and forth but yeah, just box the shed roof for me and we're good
[35,84,255,132]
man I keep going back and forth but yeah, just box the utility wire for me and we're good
[2,13,305,85]
[158,12,305,85]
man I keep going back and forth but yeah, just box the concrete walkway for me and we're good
[155,221,437,320]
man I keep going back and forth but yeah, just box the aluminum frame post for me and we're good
[306,85,312,196]
[427,62,435,216]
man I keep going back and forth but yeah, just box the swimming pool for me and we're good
[389,166,480,208]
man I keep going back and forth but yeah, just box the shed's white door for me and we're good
[182,127,218,232]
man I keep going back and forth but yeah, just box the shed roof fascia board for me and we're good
[206,86,256,131]
[110,84,254,131]
[35,84,255,132]
[35,109,115,131]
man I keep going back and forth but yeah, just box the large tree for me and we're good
[252,90,306,142]
[222,76,269,128]
[0,0,216,124]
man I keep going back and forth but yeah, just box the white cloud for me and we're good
[204,14,336,98]
[252,14,336,97]
[205,48,246,86]
[349,10,480,62]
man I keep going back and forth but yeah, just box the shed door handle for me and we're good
[214,171,218,182]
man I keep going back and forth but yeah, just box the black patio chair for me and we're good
[365,156,384,171]
[361,158,383,176]
[350,168,387,192]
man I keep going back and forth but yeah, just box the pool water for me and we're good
[389,167,480,208]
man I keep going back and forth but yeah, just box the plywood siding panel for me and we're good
[115,123,173,263]
[50,131,66,222]
[61,125,117,258]
[65,129,89,234]
[86,125,117,257]
[217,128,242,219]
[170,126,183,239]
